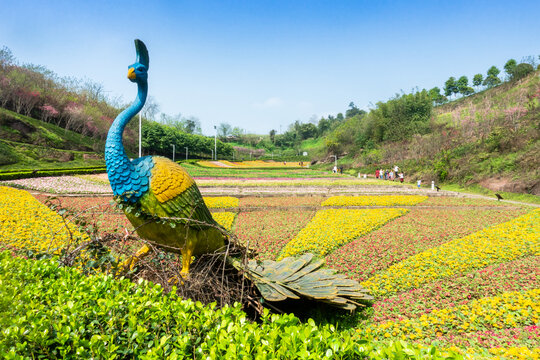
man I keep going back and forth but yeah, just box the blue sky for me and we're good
[2,0,539,135]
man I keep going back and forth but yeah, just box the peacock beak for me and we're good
[127,67,136,80]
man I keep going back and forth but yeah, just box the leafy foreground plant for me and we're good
[0,252,464,359]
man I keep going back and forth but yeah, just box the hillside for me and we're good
[310,70,540,195]
[0,107,106,169]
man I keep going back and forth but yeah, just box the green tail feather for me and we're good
[230,253,373,311]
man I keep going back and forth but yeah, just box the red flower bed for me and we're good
[235,209,316,260]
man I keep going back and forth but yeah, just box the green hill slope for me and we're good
[315,70,540,195]
[0,107,106,169]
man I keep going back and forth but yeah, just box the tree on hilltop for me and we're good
[457,76,474,97]
[345,102,363,118]
[472,74,483,89]
[429,87,447,105]
[483,66,502,88]
[504,59,517,80]
[444,77,458,99]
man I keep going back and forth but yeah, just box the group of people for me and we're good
[375,165,404,183]
[332,165,344,174]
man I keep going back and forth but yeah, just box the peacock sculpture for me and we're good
[105,39,372,310]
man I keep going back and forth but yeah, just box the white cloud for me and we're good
[252,97,283,109]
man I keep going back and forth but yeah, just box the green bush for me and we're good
[0,252,463,359]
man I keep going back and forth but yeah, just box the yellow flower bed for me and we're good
[361,289,540,342]
[0,186,89,252]
[322,195,428,207]
[212,212,236,231]
[197,161,226,168]
[203,196,239,208]
[279,208,408,258]
[489,346,540,360]
[362,209,540,297]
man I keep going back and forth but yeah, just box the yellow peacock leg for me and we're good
[121,244,151,270]
[180,230,197,276]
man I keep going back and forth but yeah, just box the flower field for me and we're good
[211,212,236,231]
[1,181,539,357]
[198,160,308,168]
[1,176,112,194]
[362,209,539,297]
[279,208,409,258]
[235,209,316,260]
[203,196,239,208]
[0,186,89,252]
[326,207,530,282]
[322,195,428,207]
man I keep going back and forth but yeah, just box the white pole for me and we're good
[185,147,188,160]
[138,112,142,157]
[211,149,214,160]
[171,144,175,162]
[214,125,217,160]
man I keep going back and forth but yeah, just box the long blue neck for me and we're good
[105,82,147,197]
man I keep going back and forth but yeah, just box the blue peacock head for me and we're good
[127,39,149,84]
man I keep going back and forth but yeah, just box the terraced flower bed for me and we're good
[371,256,539,323]
[362,209,540,297]
[239,196,324,208]
[203,196,239,208]
[1,176,112,194]
[1,184,539,357]
[361,289,540,344]
[279,208,408,258]
[0,186,89,252]
[326,208,530,282]
[235,209,316,260]
[322,195,428,207]
[211,212,236,231]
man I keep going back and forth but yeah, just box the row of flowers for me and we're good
[203,196,239,209]
[361,209,540,297]
[235,209,316,260]
[211,212,237,231]
[359,289,540,344]
[326,208,529,282]
[198,160,308,168]
[1,176,112,194]
[371,255,539,323]
[322,195,428,207]
[0,186,88,252]
[279,208,408,259]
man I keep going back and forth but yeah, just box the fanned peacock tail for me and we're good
[230,253,373,311]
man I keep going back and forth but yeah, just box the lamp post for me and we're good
[214,125,217,160]
[171,144,175,162]
[185,147,188,161]
[138,112,142,157]
[211,149,214,160]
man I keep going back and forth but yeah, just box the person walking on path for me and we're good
[417,179,422,189]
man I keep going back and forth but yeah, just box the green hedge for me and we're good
[0,252,463,359]
[0,167,106,180]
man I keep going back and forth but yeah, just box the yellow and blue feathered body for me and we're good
[120,156,226,257]
[105,40,225,273]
